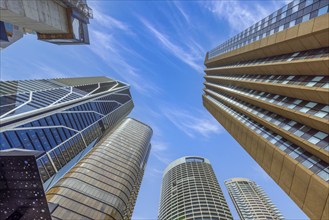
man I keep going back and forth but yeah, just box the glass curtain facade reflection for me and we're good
[46,118,152,220]
[203,0,329,219]
[158,156,233,220]
[225,178,284,220]
[0,76,134,189]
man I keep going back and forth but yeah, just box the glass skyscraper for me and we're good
[158,156,233,220]
[225,178,284,220]
[0,76,153,219]
[203,0,328,219]
[0,76,134,190]
[46,118,152,220]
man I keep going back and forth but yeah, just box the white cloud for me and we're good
[138,17,204,73]
[151,140,171,164]
[162,107,222,138]
[87,6,161,95]
[93,8,130,31]
[204,1,280,33]
[172,1,190,23]
[32,64,69,79]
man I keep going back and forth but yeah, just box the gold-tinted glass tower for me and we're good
[46,118,152,220]
[203,1,329,219]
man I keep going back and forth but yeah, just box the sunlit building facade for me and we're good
[158,156,233,220]
[203,1,329,219]
[46,118,152,220]
[0,76,134,190]
[225,178,284,220]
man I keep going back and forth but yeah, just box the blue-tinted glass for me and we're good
[302,13,310,22]
[318,6,328,15]
[305,0,313,6]
[17,131,34,150]
[37,130,52,151]
[56,127,68,141]
[0,133,10,150]
[28,130,44,151]
[44,128,57,148]
[40,118,48,126]
[7,131,22,148]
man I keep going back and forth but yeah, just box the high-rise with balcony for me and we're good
[225,178,284,220]
[203,1,329,219]
[158,156,233,220]
[0,76,153,219]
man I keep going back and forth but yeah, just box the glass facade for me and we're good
[159,157,233,220]
[225,178,284,220]
[209,0,329,59]
[0,76,134,186]
[46,118,152,220]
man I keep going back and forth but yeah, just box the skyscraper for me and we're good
[158,156,233,220]
[225,178,284,220]
[0,76,134,190]
[203,1,328,219]
[46,118,152,220]
[0,76,153,219]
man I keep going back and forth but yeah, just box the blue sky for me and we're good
[1,0,308,219]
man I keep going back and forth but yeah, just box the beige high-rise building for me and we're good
[158,156,233,220]
[225,178,284,220]
[203,0,329,219]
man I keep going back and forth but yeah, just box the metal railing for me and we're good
[60,0,93,19]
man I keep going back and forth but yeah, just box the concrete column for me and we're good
[0,0,68,33]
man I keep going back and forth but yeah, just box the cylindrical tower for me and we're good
[46,118,152,220]
[225,178,284,220]
[158,156,233,220]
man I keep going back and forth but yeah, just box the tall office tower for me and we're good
[158,156,233,220]
[203,1,329,219]
[225,178,284,220]
[0,0,92,48]
[0,76,134,191]
[46,118,152,220]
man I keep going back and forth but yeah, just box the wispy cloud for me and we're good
[151,140,171,164]
[32,63,69,79]
[162,107,222,138]
[87,5,161,95]
[172,1,190,23]
[93,8,130,32]
[138,16,204,73]
[204,1,281,33]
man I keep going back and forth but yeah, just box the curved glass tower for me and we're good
[225,178,284,220]
[46,118,152,220]
[0,76,134,189]
[158,156,233,220]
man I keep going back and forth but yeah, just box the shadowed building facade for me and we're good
[203,1,329,219]
[158,156,233,220]
[46,118,152,220]
[225,178,284,220]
